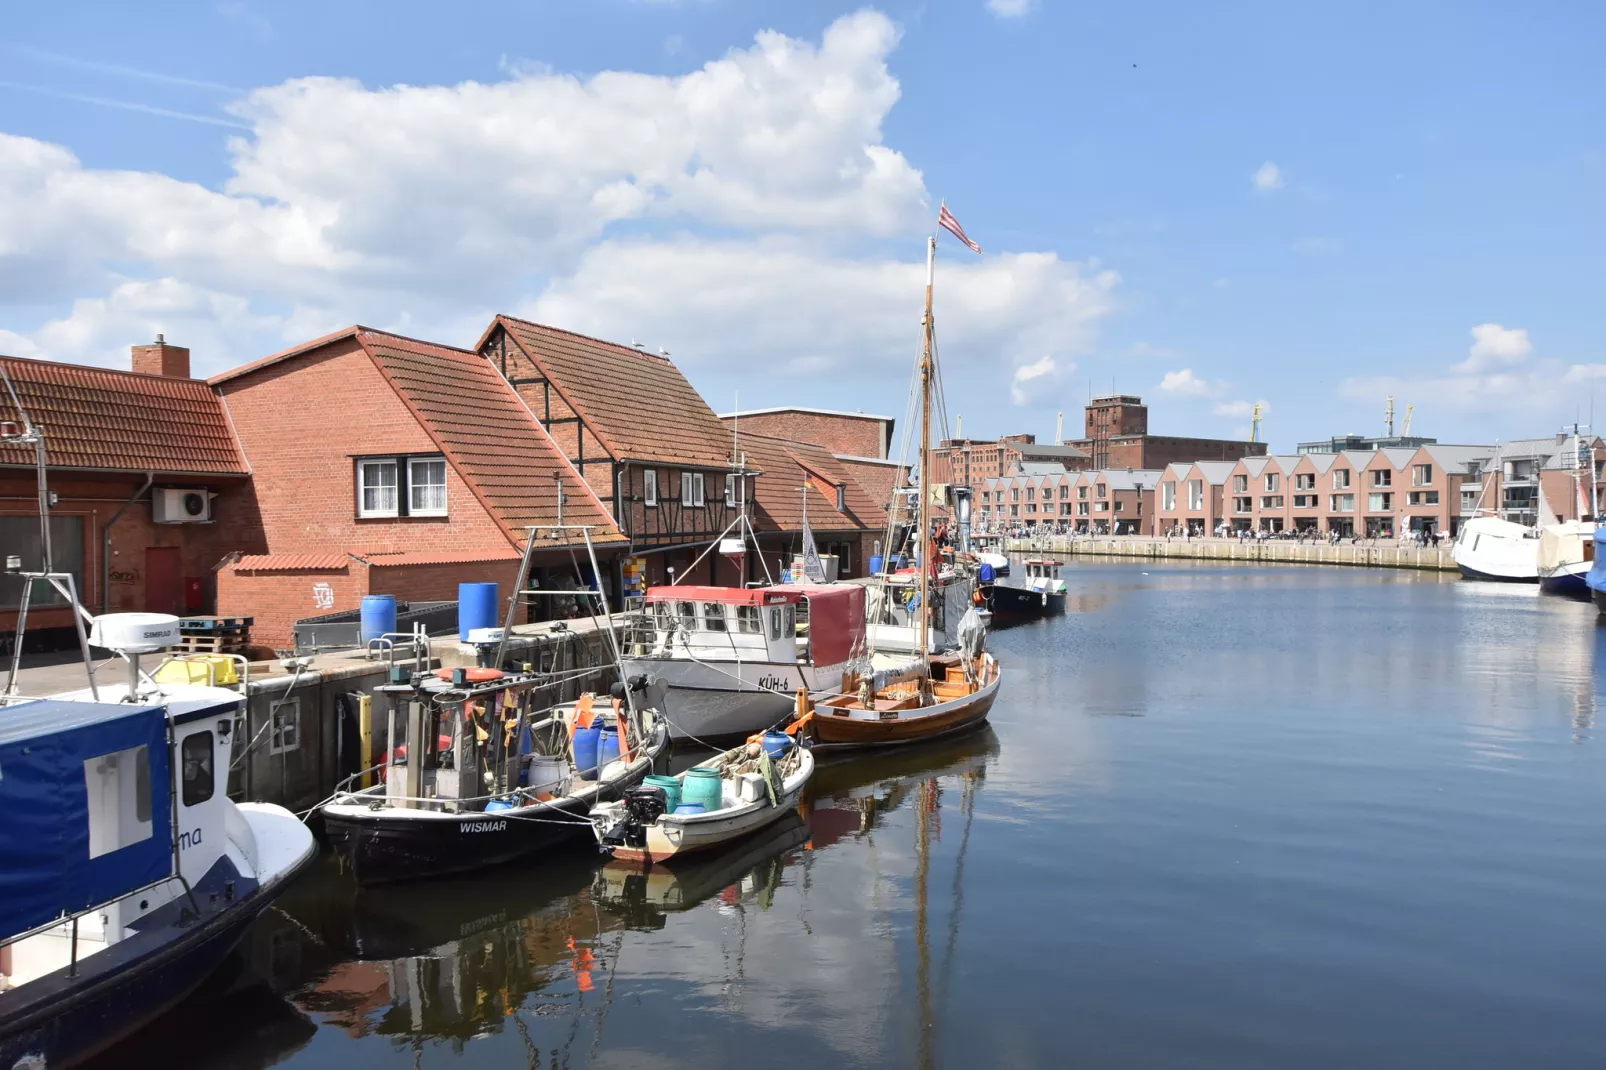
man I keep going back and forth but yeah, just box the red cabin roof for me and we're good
[645,585,802,605]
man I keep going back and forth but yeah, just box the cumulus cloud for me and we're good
[987,0,1034,16]
[1009,354,1063,405]
[1342,323,1606,424]
[1159,367,1221,397]
[1212,399,1268,418]
[0,9,1120,415]
[1454,322,1533,373]
[1252,161,1284,192]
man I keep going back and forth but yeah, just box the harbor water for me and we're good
[89,561,1606,1069]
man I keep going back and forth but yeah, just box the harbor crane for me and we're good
[1250,402,1262,443]
[1401,403,1415,438]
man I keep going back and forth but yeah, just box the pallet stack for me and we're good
[173,616,254,655]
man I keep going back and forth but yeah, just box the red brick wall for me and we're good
[367,560,522,604]
[723,412,888,458]
[2,472,257,635]
[216,337,514,559]
[838,458,899,526]
[217,560,368,652]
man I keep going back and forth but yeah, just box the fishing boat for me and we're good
[593,812,811,919]
[320,673,669,885]
[984,558,1067,622]
[1587,529,1606,614]
[590,732,813,863]
[0,683,316,1068]
[796,221,1002,750]
[1452,515,1539,582]
[977,551,1010,577]
[620,582,868,743]
[853,564,983,655]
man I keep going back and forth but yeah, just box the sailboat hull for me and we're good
[808,664,1001,750]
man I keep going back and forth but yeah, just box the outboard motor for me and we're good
[599,785,668,852]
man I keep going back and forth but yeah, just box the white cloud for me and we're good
[1341,323,1606,424]
[1212,399,1268,418]
[986,0,1034,16]
[1009,354,1063,405]
[0,9,1123,412]
[1455,322,1533,373]
[1252,161,1285,192]
[534,238,1116,384]
[1159,367,1221,397]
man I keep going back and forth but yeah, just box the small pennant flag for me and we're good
[938,203,981,254]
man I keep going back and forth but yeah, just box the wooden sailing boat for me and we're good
[799,227,1002,749]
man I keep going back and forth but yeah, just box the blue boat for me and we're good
[0,693,317,1067]
[1588,528,1606,613]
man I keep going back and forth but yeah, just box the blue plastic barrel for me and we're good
[360,594,397,644]
[674,802,708,816]
[597,725,620,770]
[762,731,793,759]
[484,796,516,812]
[458,582,500,640]
[869,553,885,576]
[644,774,682,811]
[574,723,603,781]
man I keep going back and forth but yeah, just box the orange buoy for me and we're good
[436,667,505,683]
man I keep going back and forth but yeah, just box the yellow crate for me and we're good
[154,655,240,687]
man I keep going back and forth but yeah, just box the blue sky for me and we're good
[1,1,1601,451]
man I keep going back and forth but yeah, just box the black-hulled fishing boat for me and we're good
[320,673,669,885]
[983,559,1067,623]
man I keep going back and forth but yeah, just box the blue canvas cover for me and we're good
[0,700,174,937]
[1589,528,1606,595]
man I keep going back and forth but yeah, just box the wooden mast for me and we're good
[917,235,936,664]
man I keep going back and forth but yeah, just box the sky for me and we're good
[1,1,1602,452]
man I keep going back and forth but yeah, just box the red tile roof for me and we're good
[357,329,624,546]
[488,316,735,469]
[229,553,352,571]
[0,354,247,475]
[358,550,522,566]
[740,433,882,533]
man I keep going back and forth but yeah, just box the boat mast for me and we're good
[917,235,936,661]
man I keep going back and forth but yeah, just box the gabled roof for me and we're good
[741,433,880,533]
[1421,444,1495,473]
[1238,457,1272,478]
[360,329,622,546]
[1191,461,1237,483]
[1299,453,1339,474]
[1099,469,1163,491]
[1338,450,1375,470]
[487,316,733,469]
[1165,462,1193,480]
[1497,436,1567,459]
[1373,447,1418,468]
[1268,454,1301,471]
[1,354,247,476]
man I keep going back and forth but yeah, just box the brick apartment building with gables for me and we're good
[477,316,758,587]
[1,342,252,645]
[208,326,620,649]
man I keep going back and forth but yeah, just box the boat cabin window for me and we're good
[735,604,762,634]
[702,603,728,631]
[181,731,215,806]
[767,604,796,640]
[676,601,696,631]
[84,744,153,859]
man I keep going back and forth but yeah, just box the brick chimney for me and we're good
[131,334,191,378]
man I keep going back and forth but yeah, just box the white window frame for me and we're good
[1162,482,1176,511]
[358,459,399,517]
[681,471,694,507]
[1188,480,1204,511]
[407,457,448,517]
[644,468,658,507]
[693,472,706,507]
[1264,473,1279,492]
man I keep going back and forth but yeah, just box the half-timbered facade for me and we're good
[477,316,757,562]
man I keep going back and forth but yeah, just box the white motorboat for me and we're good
[591,733,814,863]
[620,583,875,743]
[1538,520,1596,599]
[1452,515,1539,582]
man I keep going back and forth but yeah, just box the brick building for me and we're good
[2,343,251,647]
[719,406,895,461]
[1072,395,1266,470]
[209,326,621,649]
[975,468,1162,535]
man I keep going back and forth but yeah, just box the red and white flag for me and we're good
[938,203,981,254]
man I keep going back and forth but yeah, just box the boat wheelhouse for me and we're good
[0,692,315,1068]
[621,583,868,742]
[851,567,979,656]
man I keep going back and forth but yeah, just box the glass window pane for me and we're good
[181,731,215,807]
[85,745,153,858]
[409,458,447,513]
[0,515,84,609]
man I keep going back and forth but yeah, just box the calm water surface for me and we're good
[92,562,1606,1069]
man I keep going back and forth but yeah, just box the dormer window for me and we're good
[356,454,448,518]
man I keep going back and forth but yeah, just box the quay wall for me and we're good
[1004,535,1458,573]
[226,619,620,812]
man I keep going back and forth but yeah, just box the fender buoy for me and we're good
[436,667,505,683]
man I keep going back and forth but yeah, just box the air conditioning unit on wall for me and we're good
[152,488,212,523]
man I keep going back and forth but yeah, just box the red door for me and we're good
[144,547,183,616]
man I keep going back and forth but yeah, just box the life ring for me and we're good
[436,667,506,683]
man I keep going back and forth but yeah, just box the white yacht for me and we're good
[1452,515,1539,582]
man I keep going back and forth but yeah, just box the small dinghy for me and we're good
[321,674,669,885]
[590,732,814,864]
